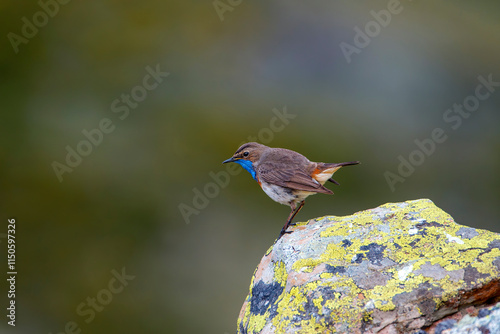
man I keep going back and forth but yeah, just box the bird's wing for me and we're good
[257,163,333,194]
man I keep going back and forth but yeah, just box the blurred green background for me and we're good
[1,1,499,333]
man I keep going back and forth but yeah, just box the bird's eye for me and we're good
[243,151,249,157]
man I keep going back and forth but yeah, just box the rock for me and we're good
[237,199,500,334]
[425,301,500,334]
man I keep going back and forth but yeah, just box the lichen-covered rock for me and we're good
[237,199,500,334]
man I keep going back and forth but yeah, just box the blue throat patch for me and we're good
[235,160,257,181]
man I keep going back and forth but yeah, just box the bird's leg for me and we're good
[277,201,305,239]
[287,200,305,227]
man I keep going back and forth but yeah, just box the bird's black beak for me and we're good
[222,157,236,164]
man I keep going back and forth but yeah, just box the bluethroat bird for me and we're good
[223,142,359,240]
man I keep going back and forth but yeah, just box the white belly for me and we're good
[260,182,316,206]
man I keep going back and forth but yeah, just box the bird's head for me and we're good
[222,142,267,180]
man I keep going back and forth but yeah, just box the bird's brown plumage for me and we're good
[223,142,359,239]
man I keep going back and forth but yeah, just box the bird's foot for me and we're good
[275,228,293,241]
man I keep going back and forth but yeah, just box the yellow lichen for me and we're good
[274,260,288,286]
[298,317,328,333]
[472,248,500,275]
[313,295,324,313]
[247,313,267,333]
[272,286,309,332]
[292,258,322,273]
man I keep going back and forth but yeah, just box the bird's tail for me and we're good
[330,161,360,168]
[317,161,360,185]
